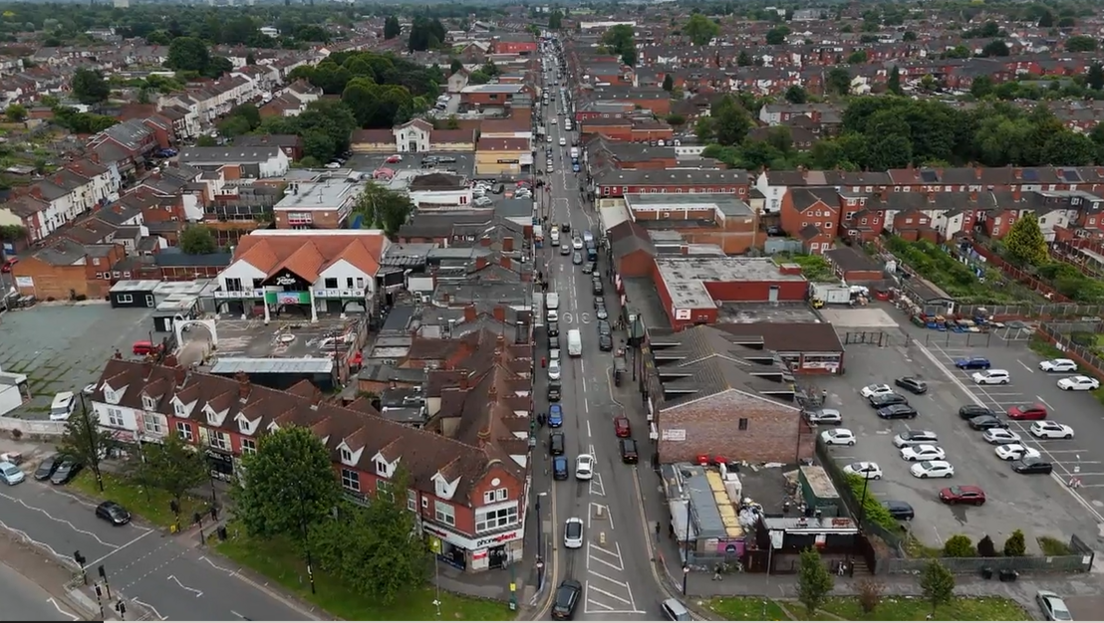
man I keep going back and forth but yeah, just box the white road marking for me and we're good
[588,542,624,566]
[588,554,623,572]
[0,493,121,548]
[584,397,589,413]
[168,574,203,597]
[586,420,592,437]
[131,597,167,620]
[587,582,631,604]
[47,598,79,620]
[48,489,98,508]
[0,519,70,565]
[1036,395,1056,410]
[1017,359,1034,372]
[85,529,154,568]
[231,610,249,620]
[585,596,615,611]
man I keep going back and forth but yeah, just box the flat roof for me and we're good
[209,357,333,374]
[624,192,754,219]
[656,257,807,309]
[211,316,356,359]
[274,180,359,210]
[110,279,161,292]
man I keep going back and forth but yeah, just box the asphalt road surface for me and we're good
[532,64,661,621]
[0,561,77,621]
[0,478,312,621]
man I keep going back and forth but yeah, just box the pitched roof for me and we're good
[232,232,386,279]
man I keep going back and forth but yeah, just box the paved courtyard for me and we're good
[0,303,157,418]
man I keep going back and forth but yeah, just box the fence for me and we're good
[922,331,994,349]
[968,242,1071,303]
[1037,323,1104,379]
[813,437,903,553]
[956,302,1104,321]
[764,238,805,255]
[0,415,67,437]
[876,533,1094,575]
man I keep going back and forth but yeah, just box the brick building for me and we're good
[13,240,126,300]
[652,257,808,329]
[623,193,759,255]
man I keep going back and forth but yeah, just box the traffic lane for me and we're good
[0,561,75,621]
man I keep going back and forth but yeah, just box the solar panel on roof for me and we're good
[1021,169,1039,181]
[920,170,939,183]
[1063,169,1083,182]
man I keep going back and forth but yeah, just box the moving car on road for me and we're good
[619,438,638,463]
[563,518,584,549]
[575,454,594,481]
[939,485,986,505]
[551,579,582,620]
[95,501,132,525]
[614,416,631,438]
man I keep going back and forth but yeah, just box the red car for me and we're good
[939,485,986,506]
[1007,404,1047,420]
[613,416,631,438]
[1,257,17,273]
[385,154,402,163]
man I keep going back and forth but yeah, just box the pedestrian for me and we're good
[655,521,661,537]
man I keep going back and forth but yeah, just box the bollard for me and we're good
[595,505,604,519]
[599,532,606,545]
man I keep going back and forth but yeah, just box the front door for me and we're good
[488,546,508,570]
[408,140,418,153]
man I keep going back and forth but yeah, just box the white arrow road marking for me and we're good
[47,598,79,620]
[167,575,203,597]
[131,597,167,620]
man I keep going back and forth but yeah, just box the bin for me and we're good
[999,569,1019,582]
[980,566,993,580]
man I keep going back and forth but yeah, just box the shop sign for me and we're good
[497,159,520,164]
[313,289,360,299]
[214,289,265,299]
[422,522,525,551]
[674,309,691,320]
[274,275,298,286]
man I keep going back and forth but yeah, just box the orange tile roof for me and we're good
[232,233,386,280]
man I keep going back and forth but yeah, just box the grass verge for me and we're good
[902,533,941,558]
[707,597,792,620]
[68,470,207,529]
[215,524,514,621]
[819,594,1027,620]
[1037,535,1073,556]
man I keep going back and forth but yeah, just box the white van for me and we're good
[550,229,560,246]
[569,147,579,159]
[546,292,560,310]
[49,391,76,421]
[567,329,582,357]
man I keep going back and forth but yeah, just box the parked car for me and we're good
[552,455,568,480]
[900,445,946,462]
[95,501,132,525]
[954,356,991,370]
[1007,404,1047,420]
[1012,457,1054,475]
[0,461,24,485]
[868,392,908,408]
[842,462,882,480]
[994,444,1041,461]
[1030,421,1074,439]
[910,460,955,479]
[958,404,994,420]
[549,404,564,428]
[982,428,1022,445]
[969,415,1009,431]
[803,408,842,425]
[1039,359,1077,373]
[613,416,631,438]
[619,438,638,463]
[972,369,1011,385]
[820,428,856,446]
[1036,590,1072,621]
[939,485,986,505]
[859,383,893,398]
[50,459,81,485]
[1057,375,1100,391]
[34,454,63,481]
[892,430,938,448]
[894,377,928,394]
[881,500,915,521]
[877,404,917,420]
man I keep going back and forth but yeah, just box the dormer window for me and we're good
[142,395,157,411]
[375,460,389,476]
[341,448,353,463]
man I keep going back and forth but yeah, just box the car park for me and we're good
[859,383,893,398]
[1007,404,1047,420]
[969,415,1008,430]
[95,501,131,525]
[892,430,938,447]
[575,454,594,480]
[1035,590,1072,621]
[1039,358,1077,373]
[803,408,842,425]
[894,376,928,394]
[910,460,955,479]
[564,517,584,549]
[842,462,882,480]
[982,428,1021,444]
[1057,375,1100,391]
[972,369,1010,385]
[900,445,946,462]
[551,579,582,620]
[995,444,1041,461]
[820,428,856,446]
[881,500,915,520]
[954,356,991,370]
[938,485,986,505]
[1030,421,1074,439]
[619,438,639,463]
[1012,457,1054,474]
[877,404,917,419]
[869,392,909,408]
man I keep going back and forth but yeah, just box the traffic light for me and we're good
[115,601,127,616]
[98,565,106,579]
[93,584,103,598]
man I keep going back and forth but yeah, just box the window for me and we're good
[341,469,360,492]
[845,212,855,220]
[738,418,749,431]
[377,479,393,501]
[241,438,256,454]
[340,447,353,462]
[176,421,193,441]
[346,277,354,288]
[142,395,157,411]
[224,277,243,292]
[496,487,508,501]
[117,293,133,304]
[408,490,417,512]
[355,277,365,289]
[422,497,429,509]
[375,460,389,475]
[483,490,495,505]
[174,401,186,417]
[107,407,125,427]
[476,503,519,532]
[142,412,163,435]
[860,218,868,225]
[210,431,230,451]
[434,500,456,526]
[324,277,338,289]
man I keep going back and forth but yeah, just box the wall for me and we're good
[0,415,67,437]
[657,390,810,463]
[15,258,93,300]
[702,280,806,303]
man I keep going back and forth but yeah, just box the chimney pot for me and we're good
[236,370,251,400]
[464,304,477,322]
[488,384,498,401]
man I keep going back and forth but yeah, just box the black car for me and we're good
[619,438,638,463]
[95,501,131,526]
[958,404,994,419]
[969,415,1009,431]
[594,297,605,310]
[34,454,63,481]
[582,261,595,274]
[877,404,918,420]
[561,223,571,233]
[548,382,562,402]
[597,320,611,336]
[548,321,560,337]
[895,377,928,394]
[1011,457,1054,475]
[869,392,909,408]
[550,432,565,456]
[882,500,915,521]
[592,279,604,295]
[598,334,613,351]
[50,459,81,485]
[548,333,560,349]
[551,579,582,620]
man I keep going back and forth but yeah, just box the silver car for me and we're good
[803,408,842,425]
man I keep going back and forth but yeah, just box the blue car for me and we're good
[552,456,568,480]
[549,404,563,427]
[954,357,991,370]
[572,163,580,172]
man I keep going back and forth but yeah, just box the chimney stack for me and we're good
[114,349,122,360]
[459,374,470,390]
[503,237,514,252]
[142,359,154,380]
[476,256,488,270]
[174,366,187,389]
[477,427,490,449]
[236,370,251,402]
[464,304,477,323]
[488,384,498,402]
[311,386,324,410]
[493,306,506,322]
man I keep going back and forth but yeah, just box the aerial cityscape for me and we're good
[0,0,1103,620]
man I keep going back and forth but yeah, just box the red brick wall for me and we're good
[657,392,813,463]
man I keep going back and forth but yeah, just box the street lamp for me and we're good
[536,492,548,590]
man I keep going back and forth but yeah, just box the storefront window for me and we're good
[476,503,519,533]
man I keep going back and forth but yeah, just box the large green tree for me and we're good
[352,183,414,235]
[602,24,636,66]
[796,547,834,617]
[684,13,720,46]
[1004,215,1048,267]
[383,15,400,40]
[71,68,110,105]
[57,398,115,492]
[919,559,955,617]
[180,225,217,255]
[166,36,210,72]
[548,9,563,30]
[130,432,209,508]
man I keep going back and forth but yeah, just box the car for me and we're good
[893,430,939,448]
[1,257,19,272]
[50,459,81,485]
[547,165,554,173]
[995,444,1041,461]
[660,598,693,621]
[614,416,631,438]
[561,223,571,232]
[550,431,566,455]
[1007,404,1048,420]
[598,334,613,351]
[982,428,1022,444]
[820,428,856,446]
[1030,421,1074,439]
[548,381,561,402]
[894,377,928,394]
[842,462,882,480]
[551,579,582,620]
[95,501,132,525]
[1036,590,1072,621]
[1012,457,1054,475]
[877,404,918,420]
[34,455,64,481]
[958,404,994,420]
[868,392,908,408]
[49,391,76,421]
[559,137,567,146]
[619,438,639,463]
[969,415,1009,430]
[582,261,595,274]
[438,155,457,164]
[572,237,584,250]
[0,461,24,485]
[859,383,894,398]
[972,369,1011,385]
[548,321,560,337]
[473,196,493,207]
[560,243,571,256]
[954,356,991,370]
[572,251,583,265]
[910,460,955,479]
[901,445,947,462]
[575,454,594,480]
[803,408,843,425]
[1058,375,1100,391]
[1039,358,1078,373]
[548,360,562,381]
[324,161,342,169]
[939,485,986,506]
[594,306,608,320]
[563,517,584,549]
[597,320,611,336]
[593,279,604,296]
[385,154,403,163]
[550,348,561,362]
[549,404,564,428]
[548,333,560,349]
[881,500,915,521]
[552,455,569,480]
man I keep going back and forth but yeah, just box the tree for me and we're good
[71,68,109,105]
[57,397,114,492]
[354,183,414,235]
[408,17,445,52]
[942,534,975,557]
[765,26,790,45]
[919,559,955,617]
[450,58,463,74]
[196,135,217,147]
[602,24,636,67]
[848,50,868,64]
[662,73,674,92]
[711,95,753,146]
[1004,216,1048,267]
[970,75,994,98]
[796,547,834,617]
[130,432,208,510]
[737,50,752,66]
[1087,63,1104,91]
[665,113,685,126]
[1003,529,1027,556]
[383,16,401,40]
[235,426,339,545]
[1066,35,1097,53]
[684,13,720,46]
[5,103,25,122]
[857,579,883,614]
[166,36,211,73]
[784,84,807,104]
[903,30,917,42]
[827,67,852,96]
[887,66,902,95]
[179,225,216,255]
[981,40,1010,57]
[548,9,563,30]
[977,535,997,557]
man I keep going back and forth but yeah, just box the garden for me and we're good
[881,237,1043,304]
[772,252,837,283]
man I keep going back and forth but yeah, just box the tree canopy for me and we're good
[129,431,209,507]
[57,399,114,492]
[71,69,109,105]
[684,13,720,46]
[352,183,414,235]
[180,225,217,255]
[256,99,358,163]
[601,24,636,66]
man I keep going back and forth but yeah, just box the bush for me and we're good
[843,474,897,529]
[10,428,22,440]
[857,579,883,613]
[977,535,997,557]
[1003,529,1026,556]
[943,534,975,557]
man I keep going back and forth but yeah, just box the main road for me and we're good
[531,65,663,621]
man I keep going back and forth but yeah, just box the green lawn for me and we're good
[707,597,793,620]
[215,526,514,621]
[709,596,1027,621]
[68,470,208,530]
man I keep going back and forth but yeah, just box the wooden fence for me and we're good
[966,241,1072,302]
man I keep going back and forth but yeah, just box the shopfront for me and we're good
[423,523,525,573]
[205,447,235,482]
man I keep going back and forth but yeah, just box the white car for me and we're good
[972,369,1010,385]
[550,348,561,362]
[820,428,856,446]
[559,137,567,146]
[982,428,1021,445]
[548,360,562,381]
[859,383,893,398]
[842,462,882,480]
[910,460,955,479]
[1039,358,1077,373]
[900,445,946,462]
[324,161,342,169]
[548,165,554,174]
[575,454,594,481]
[473,196,493,207]
[564,517,584,549]
[892,430,938,448]
[994,444,1041,461]
[572,238,584,250]
[1057,375,1100,391]
[1030,421,1074,439]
